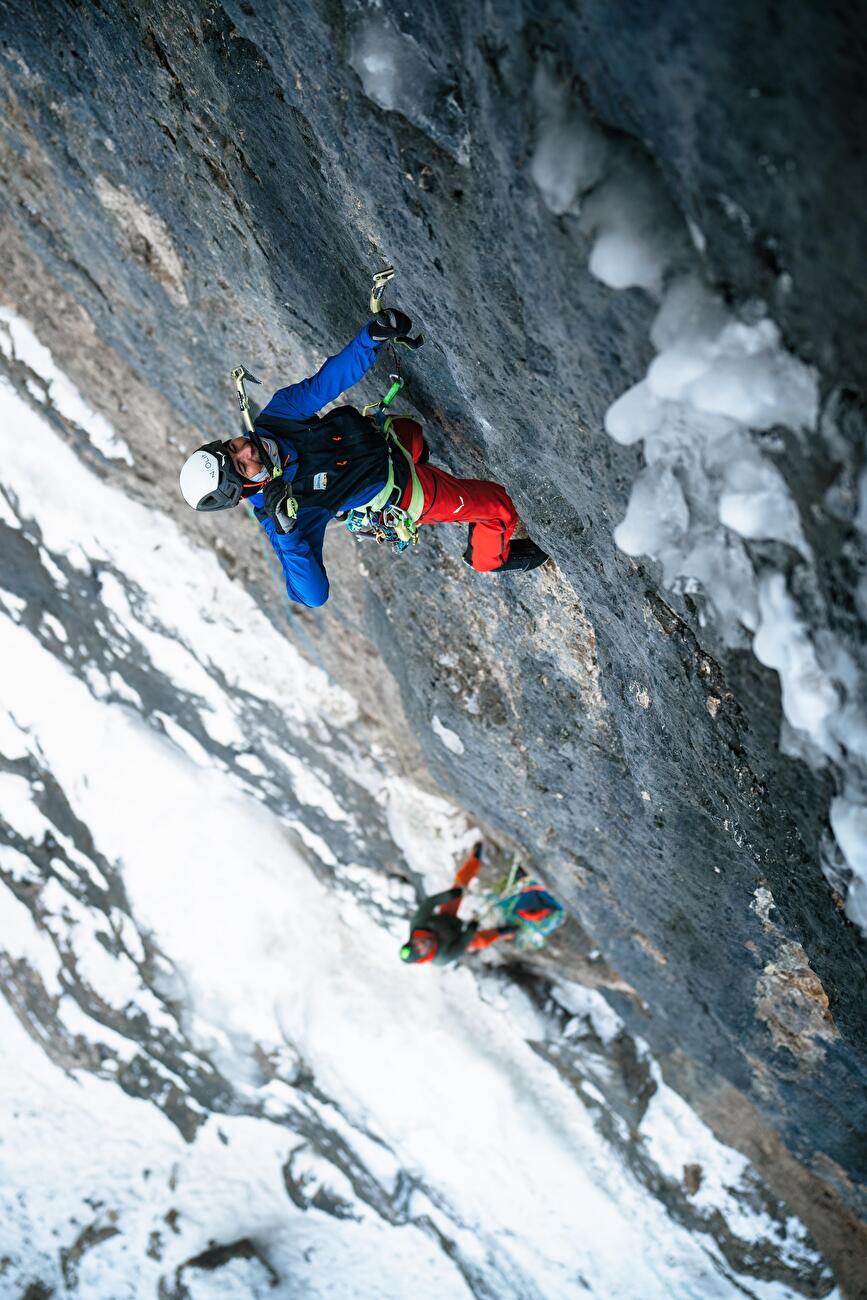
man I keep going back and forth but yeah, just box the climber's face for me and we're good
[226,436,263,480]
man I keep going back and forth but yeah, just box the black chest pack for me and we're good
[253,407,401,513]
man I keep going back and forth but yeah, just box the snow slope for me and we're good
[0,318,840,1297]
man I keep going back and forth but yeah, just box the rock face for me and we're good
[1,0,865,1269]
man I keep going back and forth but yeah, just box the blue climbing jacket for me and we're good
[246,324,384,608]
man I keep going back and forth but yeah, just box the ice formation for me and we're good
[348,18,470,165]
[530,68,608,215]
[531,69,683,293]
[607,277,817,643]
[612,276,867,923]
[830,798,867,928]
[432,713,466,755]
[530,86,867,930]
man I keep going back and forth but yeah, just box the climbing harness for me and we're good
[345,407,425,552]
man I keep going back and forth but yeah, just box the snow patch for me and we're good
[288,818,339,867]
[348,19,470,166]
[0,487,20,529]
[40,611,69,643]
[829,799,867,928]
[0,308,133,463]
[0,587,27,620]
[235,751,268,778]
[431,714,465,755]
[0,772,54,843]
[281,752,348,822]
[0,885,64,990]
[640,1063,820,1273]
[552,982,623,1046]
[0,317,838,1297]
[379,774,473,896]
[753,575,839,746]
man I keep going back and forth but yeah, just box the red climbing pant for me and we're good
[466,928,514,952]
[392,418,519,572]
[438,850,483,917]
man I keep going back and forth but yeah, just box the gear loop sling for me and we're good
[347,407,425,551]
[347,265,426,551]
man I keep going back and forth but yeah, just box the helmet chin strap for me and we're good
[247,427,281,479]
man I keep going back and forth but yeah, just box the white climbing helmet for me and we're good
[179,441,244,512]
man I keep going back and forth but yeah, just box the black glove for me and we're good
[368,308,413,343]
[262,476,297,534]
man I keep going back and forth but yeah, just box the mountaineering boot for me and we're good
[466,924,516,952]
[495,539,549,573]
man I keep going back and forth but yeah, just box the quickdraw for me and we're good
[361,372,404,420]
[345,266,427,553]
[345,502,418,552]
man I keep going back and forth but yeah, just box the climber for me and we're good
[399,843,517,967]
[178,310,548,608]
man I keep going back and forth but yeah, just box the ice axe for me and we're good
[368,265,424,352]
[231,364,296,531]
[231,365,262,435]
[231,363,282,480]
[369,266,395,315]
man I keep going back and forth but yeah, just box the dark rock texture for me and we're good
[1,0,866,1281]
